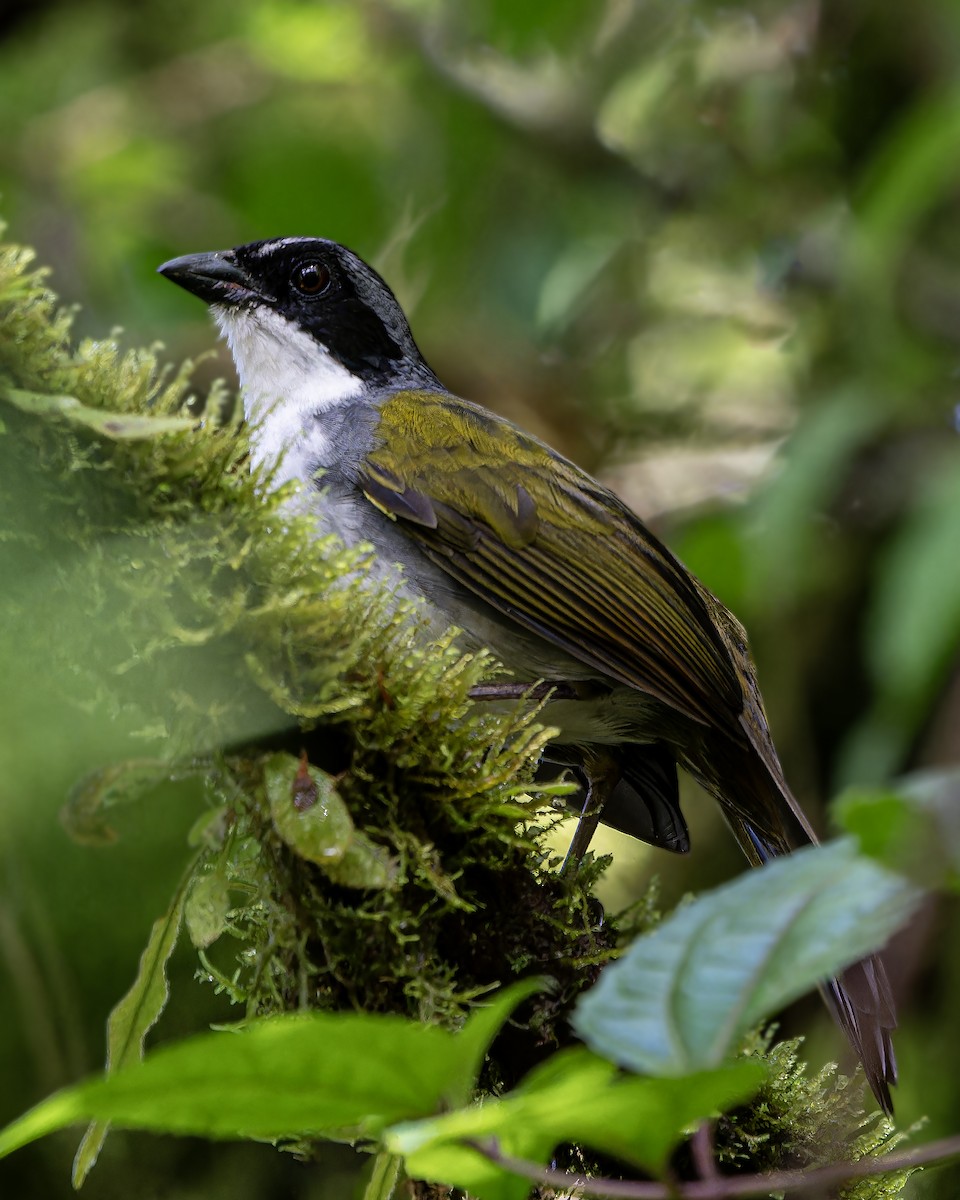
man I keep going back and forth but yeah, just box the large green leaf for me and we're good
[572,839,920,1075]
[0,980,542,1161]
[388,1049,765,1200]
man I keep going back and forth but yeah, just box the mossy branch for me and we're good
[0,227,910,1196]
[0,225,604,1037]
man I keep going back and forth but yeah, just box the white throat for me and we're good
[213,304,363,483]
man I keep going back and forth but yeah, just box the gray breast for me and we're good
[297,401,609,692]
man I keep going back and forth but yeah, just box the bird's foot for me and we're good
[560,749,621,874]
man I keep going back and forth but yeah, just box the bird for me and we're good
[158,235,898,1113]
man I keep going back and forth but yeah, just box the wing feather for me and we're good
[359,390,744,732]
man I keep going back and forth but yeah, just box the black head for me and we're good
[158,236,436,386]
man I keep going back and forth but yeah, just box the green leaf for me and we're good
[839,461,960,786]
[0,980,543,1162]
[184,869,231,949]
[73,857,197,1186]
[387,1049,766,1200]
[265,751,397,888]
[836,769,960,890]
[868,461,960,705]
[62,759,200,846]
[747,390,885,602]
[536,237,619,332]
[442,978,545,1111]
[360,1152,404,1200]
[856,81,960,296]
[572,839,921,1075]
[266,752,354,861]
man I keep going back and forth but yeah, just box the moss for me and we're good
[0,225,609,1063]
[714,1030,913,1198]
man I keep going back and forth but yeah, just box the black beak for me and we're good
[157,250,262,306]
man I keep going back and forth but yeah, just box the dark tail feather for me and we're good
[604,743,690,853]
[728,807,898,1116]
[825,960,897,1117]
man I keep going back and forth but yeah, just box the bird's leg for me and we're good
[560,749,622,874]
[468,682,619,872]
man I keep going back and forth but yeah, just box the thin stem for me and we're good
[465,1131,960,1199]
[690,1122,719,1183]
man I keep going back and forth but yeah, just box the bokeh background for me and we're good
[1,1,959,1196]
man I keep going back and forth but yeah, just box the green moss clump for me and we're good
[715,1030,913,1198]
[0,227,611,1065]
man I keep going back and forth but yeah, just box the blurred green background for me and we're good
[1,0,959,1196]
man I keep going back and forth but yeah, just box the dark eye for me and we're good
[292,260,330,296]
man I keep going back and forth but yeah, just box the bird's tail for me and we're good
[705,740,898,1116]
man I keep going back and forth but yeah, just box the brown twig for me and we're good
[690,1122,720,1183]
[465,1131,960,1198]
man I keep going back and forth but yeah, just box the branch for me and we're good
[466,1132,960,1199]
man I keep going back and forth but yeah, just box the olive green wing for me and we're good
[357,389,743,730]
